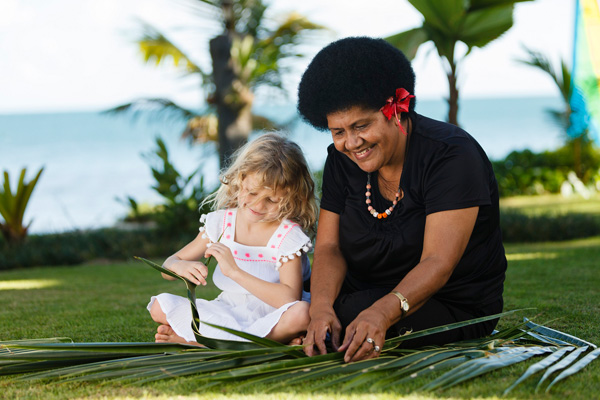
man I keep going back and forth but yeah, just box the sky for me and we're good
[0,0,574,114]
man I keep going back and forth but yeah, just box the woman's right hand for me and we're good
[167,260,208,286]
[303,304,342,356]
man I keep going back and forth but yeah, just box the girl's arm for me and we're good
[204,243,303,308]
[162,232,211,286]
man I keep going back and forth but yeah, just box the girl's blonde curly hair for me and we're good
[204,133,318,235]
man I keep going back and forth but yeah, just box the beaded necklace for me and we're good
[365,120,410,220]
[365,174,402,219]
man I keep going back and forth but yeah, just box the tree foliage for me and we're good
[112,0,324,167]
[386,0,532,125]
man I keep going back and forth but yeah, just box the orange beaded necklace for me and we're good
[365,174,403,219]
[365,109,411,220]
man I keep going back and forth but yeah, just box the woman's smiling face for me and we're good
[327,106,404,173]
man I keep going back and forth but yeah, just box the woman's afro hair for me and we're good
[297,36,416,131]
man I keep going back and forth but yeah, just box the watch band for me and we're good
[391,291,410,316]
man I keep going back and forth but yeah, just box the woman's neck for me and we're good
[377,117,411,200]
[378,118,411,182]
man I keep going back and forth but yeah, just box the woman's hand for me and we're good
[337,305,390,363]
[303,304,342,356]
[167,260,208,286]
[204,243,240,278]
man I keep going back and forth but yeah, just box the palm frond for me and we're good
[2,262,597,395]
[2,315,597,395]
[545,347,600,392]
[525,318,597,348]
[503,346,575,395]
[138,21,204,76]
[103,98,199,123]
[534,345,590,391]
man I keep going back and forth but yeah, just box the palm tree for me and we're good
[115,0,323,168]
[517,47,592,179]
[386,0,532,126]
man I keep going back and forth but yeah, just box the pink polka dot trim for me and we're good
[226,235,231,239]
[227,223,232,227]
[245,253,250,258]
[284,225,289,229]
[234,250,238,255]
[271,245,275,248]
[277,234,282,238]
[258,254,263,258]
[228,212,233,215]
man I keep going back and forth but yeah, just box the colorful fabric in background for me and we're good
[570,0,600,140]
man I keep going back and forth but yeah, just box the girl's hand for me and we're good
[204,243,239,278]
[337,306,389,363]
[168,260,208,286]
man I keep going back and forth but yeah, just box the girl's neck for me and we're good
[234,209,282,247]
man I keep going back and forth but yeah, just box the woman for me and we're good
[297,37,506,363]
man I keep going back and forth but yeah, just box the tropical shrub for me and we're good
[0,167,44,244]
[492,140,600,197]
[124,136,214,237]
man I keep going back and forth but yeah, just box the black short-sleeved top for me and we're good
[320,114,506,309]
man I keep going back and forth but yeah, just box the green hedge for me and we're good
[500,210,600,242]
[3,211,600,269]
[0,228,189,270]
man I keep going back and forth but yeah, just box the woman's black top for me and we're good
[320,113,506,310]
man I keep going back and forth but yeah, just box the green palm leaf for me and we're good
[422,346,555,391]
[386,308,528,345]
[535,345,589,391]
[525,319,597,348]
[503,346,575,395]
[545,347,600,392]
[271,357,398,393]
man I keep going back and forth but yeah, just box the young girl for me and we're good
[148,133,318,344]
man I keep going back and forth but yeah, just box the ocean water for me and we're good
[0,96,565,234]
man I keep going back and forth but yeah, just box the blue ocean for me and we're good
[0,96,565,234]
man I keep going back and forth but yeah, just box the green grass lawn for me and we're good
[1,238,600,399]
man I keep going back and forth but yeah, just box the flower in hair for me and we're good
[380,88,414,135]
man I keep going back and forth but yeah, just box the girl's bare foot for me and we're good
[288,335,305,346]
[155,324,203,346]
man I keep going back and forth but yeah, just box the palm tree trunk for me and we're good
[446,60,460,127]
[209,34,252,168]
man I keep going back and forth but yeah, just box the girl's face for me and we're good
[327,105,404,173]
[238,173,286,224]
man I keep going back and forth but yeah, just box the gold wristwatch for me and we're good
[391,291,410,316]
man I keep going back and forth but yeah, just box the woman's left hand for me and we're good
[337,305,390,363]
[204,243,239,278]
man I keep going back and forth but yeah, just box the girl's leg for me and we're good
[149,299,202,346]
[266,301,311,343]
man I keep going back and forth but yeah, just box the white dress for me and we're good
[147,208,312,342]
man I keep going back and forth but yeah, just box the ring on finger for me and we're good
[373,345,381,352]
[366,337,374,345]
